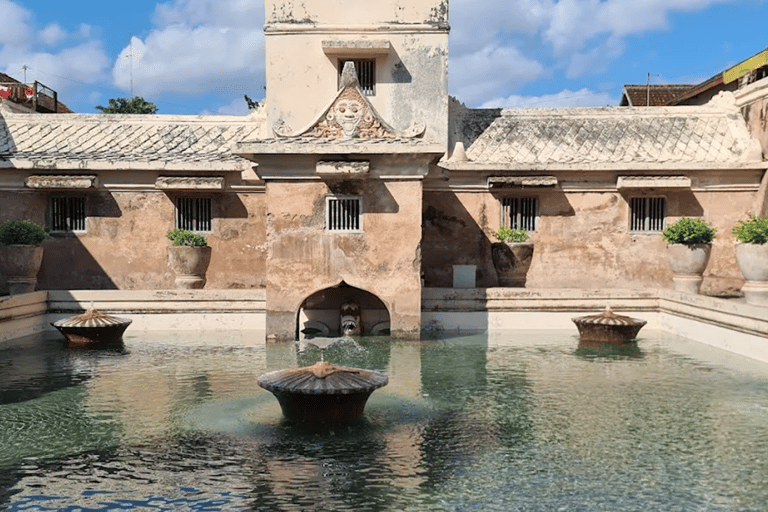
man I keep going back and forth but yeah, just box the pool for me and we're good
[1,329,768,511]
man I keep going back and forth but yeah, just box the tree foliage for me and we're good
[96,97,158,114]
[244,94,259,110]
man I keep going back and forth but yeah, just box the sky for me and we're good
[1,0,767,115]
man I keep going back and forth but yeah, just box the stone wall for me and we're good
[737,76,768,159]
[264,0,449,146]
[422,183,758,296]
[265,178,423,340]
[0,189,267,292]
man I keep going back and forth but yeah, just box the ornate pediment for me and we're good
[274,62,425,140]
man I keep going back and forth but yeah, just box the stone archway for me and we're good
[297,281,390,338]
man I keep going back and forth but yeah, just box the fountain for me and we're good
[571,305,647,344]
[2,329,768,511]
[339,301,362,336]
[51,305,132,348]
[257,337,388,424]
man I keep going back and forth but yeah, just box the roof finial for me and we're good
[340,61,360,89]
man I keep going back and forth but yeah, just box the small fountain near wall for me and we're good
[339,301,362,336]
[571,305,647,344]
[52,305,132,349]
[257,337,388,425]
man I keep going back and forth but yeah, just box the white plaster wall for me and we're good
[265,31,448,144]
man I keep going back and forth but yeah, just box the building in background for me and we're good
[0,0,765,339]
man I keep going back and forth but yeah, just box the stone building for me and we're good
[0,0,766,340]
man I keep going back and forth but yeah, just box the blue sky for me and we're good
[1,0,766,115]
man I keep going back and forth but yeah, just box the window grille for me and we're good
[176,197,212,232]
[326,196,362,232]
[501,197,538,231]
[339,59,375,96]
[630,197,665,232]
[50,196,86,232]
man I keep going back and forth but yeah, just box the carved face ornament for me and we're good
[333,100,364,137]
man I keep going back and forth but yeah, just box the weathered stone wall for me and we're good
[264,0,449,146]
[422,185,757,295]
[265,0,448,26]
[0,190,267,292]
[737,77,768,158]
[265,178,422,340]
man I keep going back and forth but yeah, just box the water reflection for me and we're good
[574,341,645,360]
[1,330,768,511]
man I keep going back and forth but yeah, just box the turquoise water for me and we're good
[1,329,768,511]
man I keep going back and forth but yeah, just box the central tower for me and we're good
[263,0,450,146]
[237,0,450,340]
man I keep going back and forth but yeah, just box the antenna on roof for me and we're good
[22,65,27,84]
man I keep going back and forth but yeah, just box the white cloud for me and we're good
[2,41,109,92]
[544,0,730,54]
[0,0,31,46]
[566,36,625,78]
[448,0,736,84]
[450,45,544,106]
[112,0,265,97]
[449,0,553,56]
[479,88,617,108]
[202,96,252,116]
[39,24,67,47]
[78,24,93,39]
[0,0,109,104]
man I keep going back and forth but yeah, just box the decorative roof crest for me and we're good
[273,62,425,140]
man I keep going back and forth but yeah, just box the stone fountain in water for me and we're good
[571,305,647,344]
[257,336,388,425]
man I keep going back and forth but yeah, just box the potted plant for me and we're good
[166,229,211,289]
[0,220,48,294]
[491,227,534,287]
[733,213,768,306]
[662,217,716,294]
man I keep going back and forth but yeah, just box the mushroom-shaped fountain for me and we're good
[52,306,132,348]
[571,306,647,344]
[257,338,388,424]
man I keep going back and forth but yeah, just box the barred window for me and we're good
[326,196,362,232]
[50,196,86,232]
[630,197,665,232]
[176,197,212,232]
[339,59,375,96]
[501,197,538,231]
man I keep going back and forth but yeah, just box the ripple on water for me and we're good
[1,331,768,511]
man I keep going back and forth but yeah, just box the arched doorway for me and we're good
[297,281,390,338]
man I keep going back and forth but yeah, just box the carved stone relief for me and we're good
[273,61,425,140]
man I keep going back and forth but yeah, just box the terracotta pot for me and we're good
[667,243,711,294]
[735,242,768,306]
[168,245,212,289]
[491,242,534,287]
[0,245,44,294]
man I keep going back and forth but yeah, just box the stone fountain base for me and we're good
[267,389,376,424]
[258,361,388,425]
[572,306,647,344]
[52,307,132,348]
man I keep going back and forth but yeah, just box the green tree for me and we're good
[96,97,158,114]
[244,94,259,110]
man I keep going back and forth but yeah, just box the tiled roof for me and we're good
[234,135,444,155]
[0,112,265,170]
[448,104,763,170]
[0,73,73,113]
[620,84,694,106]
